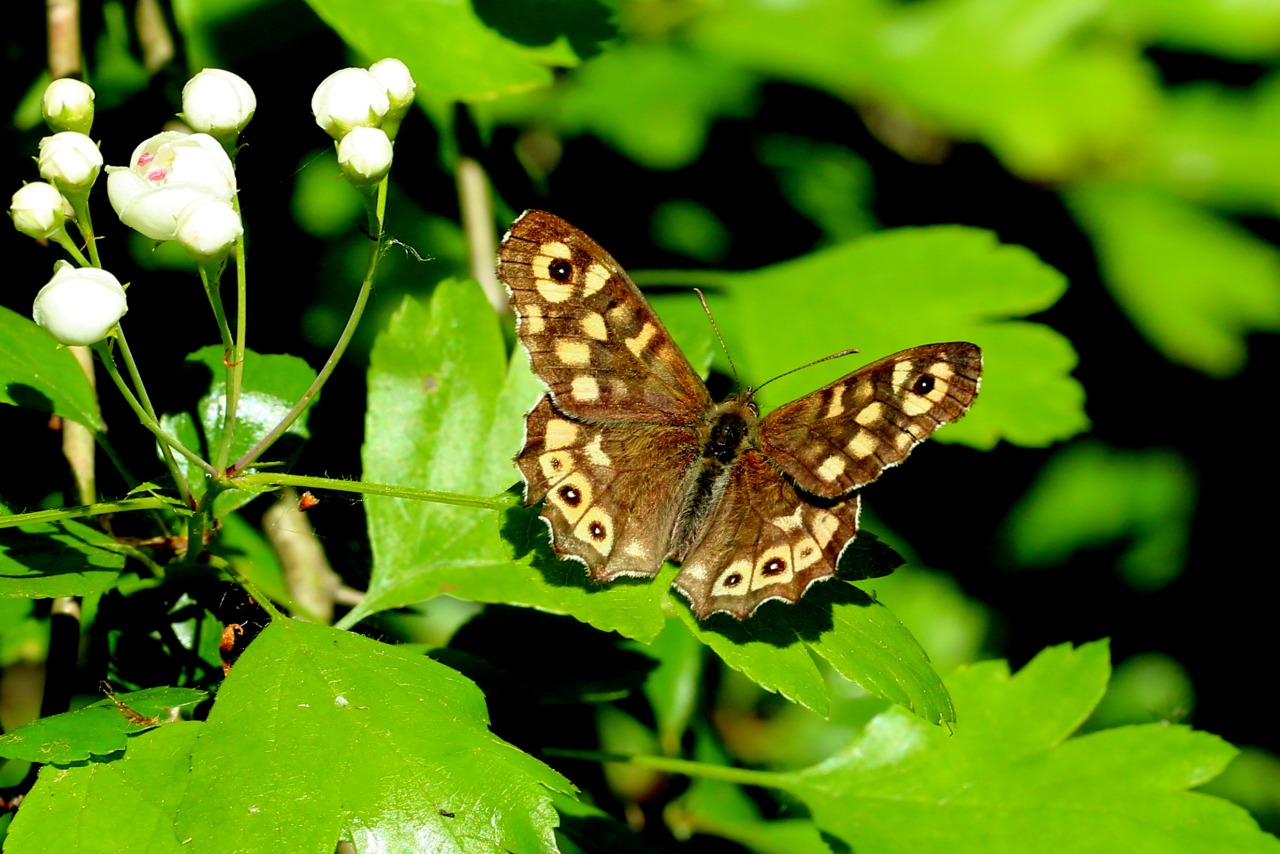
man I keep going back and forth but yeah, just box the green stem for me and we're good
[51,230,91,267]
[0,497,178,529]
[66,190,102,269]
[233,472,507,510]
[542,749,786,789]
[228,179,388,475]
[199,259,239,472]
[95,337,215,484]
[209,552,286,623]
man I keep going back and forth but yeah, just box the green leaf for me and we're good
[637,618,705,755]
[0,304,102,430]
[1104,0,1280,60]
[0,688,206,763]
[761,641,1280,853]
[1003,441,1196,590]
[352,278,667,641]
[303,0,609,106]
[1068,183,1280,377]
[702,226,1085,449]
[160,346,316,516]
[758,134,876,244]
[174,619,573,852]
[0,516,125,598]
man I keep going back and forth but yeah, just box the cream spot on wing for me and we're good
[895,430,916,451]
[901,394,932,417]
[521,303,545,334]
[825,384,846,419]
[548,477,592,525]
[544,419,580,450]
[571,376,600,401]
[794,537,822,571]
[851,379,875,406]
[712,560,752,596]
[625,322,657,357]
[926,376,951,403]
[623,541,649,560]
[582,263,609,297]
[607,303,631,326]
[817,455,847,482]
[771,507,805,532]
[574,506,614,556]
[892,360,915,388]
[811,510,839,548]
[584,433,611,466]
[535,277,574,304]
[930,363,956,381]
[751,546,793,591]
[538,450,575,484]
[855,403,885,428]
[682,561,709,582]
[581,312,608,341]
[846,429,880,460]
[556,340,591,366]
[542,241,572,259]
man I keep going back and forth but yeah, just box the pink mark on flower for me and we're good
[136,152,155,168]
[146,168,168,182]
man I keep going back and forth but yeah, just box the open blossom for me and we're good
[33,262,128,346]
[106,131,236,241]
[311,68,390,140]
[42,78,95,135]
[10,182,69,240]
[38,132,102,194]
[182,69,256,138]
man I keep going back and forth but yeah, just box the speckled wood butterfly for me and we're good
[501,210,982,620]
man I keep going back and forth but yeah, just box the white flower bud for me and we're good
[38,132,102,193]
[337,126,393,186]
[42,78,96,135]
[10,182,69,240]
[106,131,237,241]
[33,262,128,346]
[368,58,415,113]
[175,197,243,259]
[311,68,389,140]
[182,69,256,138]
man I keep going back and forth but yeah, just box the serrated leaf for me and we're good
[759,641,1280,853]
[174,619,574,853]
[351,278,667,641]
[160,346,316,516]
[0,304,102,430]
[304,0,611,106]
[1067,183,1280,378]
[0,516,125,598]
[700,226,1085,449]
[0,688,206,763]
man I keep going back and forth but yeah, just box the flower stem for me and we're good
[0,496,177,529]
[199,258,239,473]
[228,179,388,475]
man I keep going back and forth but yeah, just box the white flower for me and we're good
[369,59,415,113]
[42,78,95,135]
[182,69,256,138]
[106,131,236,241]
[337,126,393,185]
[33,262,128,346]
[10,182,69,240]
[311,68,389,140]
[175,197,243,258]
[38,132,102,193]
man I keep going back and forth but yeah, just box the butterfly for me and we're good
[500,210,982,620]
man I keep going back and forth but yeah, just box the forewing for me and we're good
[672,451,860,620]
[759,342,982,498]
[518,395,702,582]
[501,210,712,424]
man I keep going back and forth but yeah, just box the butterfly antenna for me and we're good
[753,348,861,397]
[694,288,741,391]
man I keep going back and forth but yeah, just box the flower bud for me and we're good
[311,68,389,140]
[10,182,69,240]
[106,131,237,241]
[38,132,102,194]
[337,126,393,186]
[368,58,415,140]
[42,78,96,135]
[33,262,128,346]
[182,69,256,139]
[175,197,243,259]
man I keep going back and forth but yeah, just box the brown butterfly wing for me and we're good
[672,450,860,620]
[759,343,982,499]
[501,210,712,425]
[518,395,702,582]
